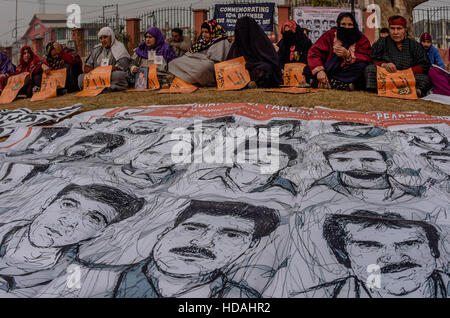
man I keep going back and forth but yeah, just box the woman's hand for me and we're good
[317,70,328,84]
[382,63,397,73]
[334,46,349,58]
[131,66,138,74]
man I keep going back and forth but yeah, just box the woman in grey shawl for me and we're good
[78,27,131,91]
[168,20,231,87]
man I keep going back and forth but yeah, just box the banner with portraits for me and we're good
[293,7,363,43]
[0,103,449,298]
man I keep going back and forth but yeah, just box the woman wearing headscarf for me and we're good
[130,27,178,87]
[0,51,16,93]
[226,16,282,89]
[365,16,432,97]
[78,27,131,91]
[277,20,312,69]
[42,41,82,93]
[304,12,372,90]
[168,19,231,87]
[15,46,43,98]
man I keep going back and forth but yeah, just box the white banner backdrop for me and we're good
[293,7,364,43]
[0,103,448,298]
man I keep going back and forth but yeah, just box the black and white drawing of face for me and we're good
[403,127,445,145]
[345,223,436,296]
[426,153,450,176]
[0,163,35,195]
[64,142,108,159]
[328,150,388,180]
[231,146,290,180]
[119,120,165,136]
[131,140,184,170]
[153,213,255,278]
[29,192,118,248]
[113,109,152,118]
[332,123,377,138]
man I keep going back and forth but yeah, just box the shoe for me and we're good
[416,89,422,98]
[247,81,257,89]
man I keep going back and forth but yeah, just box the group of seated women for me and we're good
[1,12,448,99]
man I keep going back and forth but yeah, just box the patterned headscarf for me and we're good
[190,19,227,54]
[45,42,65,70]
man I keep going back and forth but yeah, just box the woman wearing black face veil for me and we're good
[304,12,372,90]
[277,20,312,69]
[226,16,282,89]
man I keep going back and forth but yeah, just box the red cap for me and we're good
[388,16,407,28]
[420,32,432,42]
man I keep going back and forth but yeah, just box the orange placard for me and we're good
[147,64,160,90]
[126,65,160,92]
[75,65,112,97]
[159,77,198,94]
[0,72,29,104]
[215,56,251,91]
[31,69,67,102]
[377,66,418,100]
[283,63,306,87]
[265,87,324,94]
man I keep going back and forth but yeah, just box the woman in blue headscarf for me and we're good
[0,51,16,93]
[130,27,178,87]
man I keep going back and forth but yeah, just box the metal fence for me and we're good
[413,7,449,49]
[138,6,194,42]
[207,0,279,42]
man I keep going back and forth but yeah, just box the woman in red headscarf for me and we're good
[365,16,432,97]
[15,46,43,98]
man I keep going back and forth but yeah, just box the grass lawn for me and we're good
[1,88,449,116]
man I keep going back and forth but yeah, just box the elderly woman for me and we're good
[42,42,82,93]
[130,27,178,87]
[0,51,16,93]
[226,17,282,89]
[168,19,231,87]
[277,20,312,69]
[15,46,43,98]
[78,27,130,91]
[304,12,372,90]
[366,16,432,97]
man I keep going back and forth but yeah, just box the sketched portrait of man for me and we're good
[399,127,449,152]
[199,142,300,196]
[306,144,423,203]
[113,200,280,298]
[293,211,448,298]
[0,162,49,196]
[6,127,70,157]
[0,183,145,295]
[422,151,450,193]
[120,136,192,187]
[118,119,167,136]
[256,120,306,143]
[80,117,134,130]
[330,122,387,140]
[60,132,125,162]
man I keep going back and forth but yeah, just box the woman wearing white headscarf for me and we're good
[78,27,131,91]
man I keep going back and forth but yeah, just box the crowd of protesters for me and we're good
[1,12,449,99]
